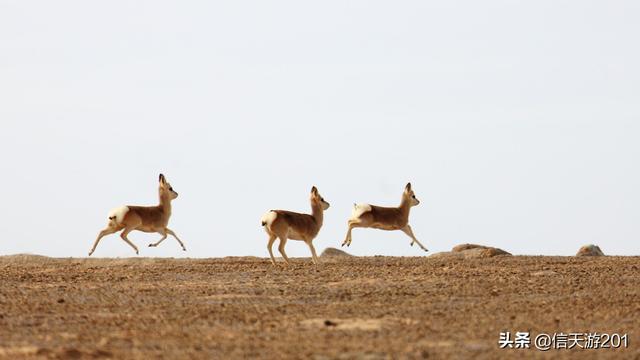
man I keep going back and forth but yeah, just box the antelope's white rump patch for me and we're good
[261,211,278,228]
[350,204,372,220]
[108,206,129,225]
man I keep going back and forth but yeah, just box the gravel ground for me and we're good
[0,255,638,359]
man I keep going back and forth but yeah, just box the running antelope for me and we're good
[342,183,428,252]
[88,174,186,256]
[261,186,330,266]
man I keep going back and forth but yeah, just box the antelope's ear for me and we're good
[405,182,412,192]
[159,174,166,184]
[311,186,318,195]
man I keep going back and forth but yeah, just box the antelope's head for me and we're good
[404,182,420,206]
[159,173,179,200]
[311,186,330,210]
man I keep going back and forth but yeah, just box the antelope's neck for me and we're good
[311,203,324,229]
[399,197,412,221]
[159,195,173,219]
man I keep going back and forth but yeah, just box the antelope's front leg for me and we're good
[166,228,186,251]
[305,239,319,265]
[400,225,428,252]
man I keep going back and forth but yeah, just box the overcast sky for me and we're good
[1,1,638,258]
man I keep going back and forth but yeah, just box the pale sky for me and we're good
[1,1,639,258]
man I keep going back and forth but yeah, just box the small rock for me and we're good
[576,244,605,257]
[452,244,488,252]
[321,248,352,257]
[478,247,511,258]
[531,270,557,276]
[431,244,511,259]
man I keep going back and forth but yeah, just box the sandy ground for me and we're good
[0,254,638,359]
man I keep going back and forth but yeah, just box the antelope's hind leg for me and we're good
[149,231,167,248]
[277,236,291,266]
[89,227,118,256]
[267,234,278,266]
[342,219,363,247]
[120,227,140,255]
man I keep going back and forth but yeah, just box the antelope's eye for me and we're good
[320,198,324,201]
[169,187,173,191]
[412,195,416,198]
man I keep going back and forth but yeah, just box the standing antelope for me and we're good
[342,183,428,252]
[261,186,330,266]
[88,174,186,256]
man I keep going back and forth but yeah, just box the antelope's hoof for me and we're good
[182,247,187,251]
[148,244,154,247]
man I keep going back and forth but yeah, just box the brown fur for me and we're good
[342,183,428,252]
[262,186,330,266]
[88,174,186,256]
[359,203,411,231]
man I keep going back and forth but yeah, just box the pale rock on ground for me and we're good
[576,244,605,257]
[430,244,511,259]
[321,247,353,257]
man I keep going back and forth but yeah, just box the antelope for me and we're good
[341,183,428,252]
[261,186,330,266]
[88,174,186,256]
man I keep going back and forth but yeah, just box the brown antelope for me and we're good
[88,174,186,256]
[261,186,330,266]
[341,183,428,252]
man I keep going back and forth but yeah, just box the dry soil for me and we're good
[0,255,638,359]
